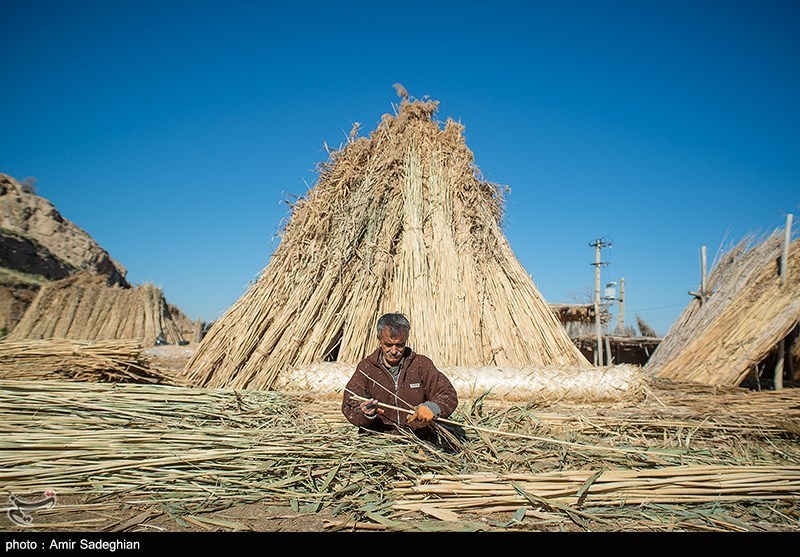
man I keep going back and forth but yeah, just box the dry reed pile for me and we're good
[0,339,174,384]
[550,304,615,340]
[646,231,800,386]
[446,376,800,442]
[550,303,610,325]
[644,377,800,420]
[7,273,187,346]
[184,96,587,391]
[2,379,798,532]
[274,362,645,403]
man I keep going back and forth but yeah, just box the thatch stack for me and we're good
[183,97,588,390]
[274,362,644,403]
[6,273,187,346]
[646,230,800,386]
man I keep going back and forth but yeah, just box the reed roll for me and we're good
[275,362,645,403]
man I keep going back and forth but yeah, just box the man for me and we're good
[341,313,458,443]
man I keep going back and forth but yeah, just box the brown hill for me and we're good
[0,173,127,284]
[0,172,131,334]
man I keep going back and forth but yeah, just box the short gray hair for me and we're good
[376,313,410,337]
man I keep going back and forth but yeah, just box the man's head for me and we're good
[376,313,410,367]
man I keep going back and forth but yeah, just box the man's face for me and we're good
[378,327,407,367]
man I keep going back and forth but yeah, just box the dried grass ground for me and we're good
[2,347,798,534]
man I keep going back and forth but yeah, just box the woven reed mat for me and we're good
[274,362,646,403]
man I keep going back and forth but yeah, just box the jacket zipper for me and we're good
[377,361,403,426]
[394,370,401,426]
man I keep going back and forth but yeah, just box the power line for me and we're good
[626,303,687,312]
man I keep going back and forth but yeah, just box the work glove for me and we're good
[407,404,435,426]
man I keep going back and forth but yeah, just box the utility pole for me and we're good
[774,213,793,390]
[688,245,709,303]
[590,238,612,366]
[779,213,793,286]
[617,278,626,334]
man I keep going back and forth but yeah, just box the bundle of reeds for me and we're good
[392,466,800,515]
[274,362,645,403]
[646,231,800,386]
[550,303,610,325]
[550,304,615,339]
[0,338,174,384]
[7,272,187,346]
[645,377,800,418]
[183,97,588,391]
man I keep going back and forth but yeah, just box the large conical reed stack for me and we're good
[183,96,589,390]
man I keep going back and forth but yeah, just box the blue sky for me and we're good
[1,0,797,337]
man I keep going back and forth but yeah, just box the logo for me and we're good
[6,491,57,527]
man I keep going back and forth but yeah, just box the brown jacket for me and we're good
[341,347,458,437]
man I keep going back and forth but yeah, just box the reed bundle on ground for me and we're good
[274,362,645,403]
[7,272,191,346]
[2,379,798,531]
[183,95,588,391]
[644,377,800,420]
[0,339,174,384]
[392,466,800,515]
[646,230,800,386]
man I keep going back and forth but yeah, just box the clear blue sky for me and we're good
[1,0,798,337]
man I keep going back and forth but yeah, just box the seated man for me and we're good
[341,313,458,444]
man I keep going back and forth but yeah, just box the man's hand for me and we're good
[360,398,382,418]
[407,404,435,426]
